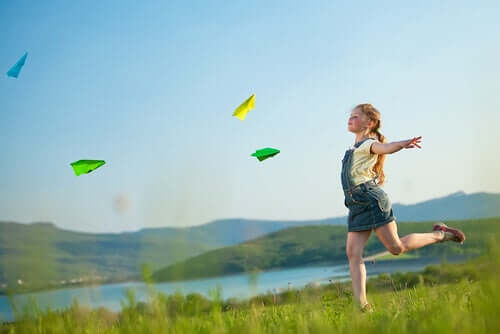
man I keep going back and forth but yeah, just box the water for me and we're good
[0,257,453,322]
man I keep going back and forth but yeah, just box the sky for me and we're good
[1,0,499,233]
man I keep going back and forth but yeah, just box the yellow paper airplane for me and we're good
[232,94,255,121]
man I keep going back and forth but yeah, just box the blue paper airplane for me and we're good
[7,52,28,78]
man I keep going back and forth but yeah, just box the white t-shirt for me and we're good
[350,138,378,186]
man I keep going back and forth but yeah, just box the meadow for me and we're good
[2,220,499,333]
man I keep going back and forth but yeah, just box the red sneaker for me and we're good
[432,222,466,244]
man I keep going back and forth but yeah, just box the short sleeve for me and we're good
[356,138,377,155]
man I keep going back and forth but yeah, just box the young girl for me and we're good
[341,103,466,312]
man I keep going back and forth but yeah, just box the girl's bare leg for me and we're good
[346,230,372,306]
[374,221,444,255]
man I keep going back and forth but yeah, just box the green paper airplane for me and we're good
[251,148,280,161]
[70,160,106,176]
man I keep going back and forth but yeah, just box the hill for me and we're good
[152,217,500,282]
[392,191,500,221]
[0,222,217,287]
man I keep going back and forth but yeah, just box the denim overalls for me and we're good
[341,138,396,232]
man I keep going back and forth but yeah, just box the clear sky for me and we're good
[1,0,499,233]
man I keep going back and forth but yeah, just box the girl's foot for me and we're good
[360,302,374,313]
[432,222,466,244]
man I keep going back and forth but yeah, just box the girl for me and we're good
[341,103,466,312]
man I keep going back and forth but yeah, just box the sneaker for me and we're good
[360,302,374,313]
[432,222,466,244]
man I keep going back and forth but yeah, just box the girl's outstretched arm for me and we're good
[371,136,422,155]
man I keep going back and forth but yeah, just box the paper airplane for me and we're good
[251,148,280,161]
[232,94,255,121]
[70,160,106,176]
[7,52,28,78]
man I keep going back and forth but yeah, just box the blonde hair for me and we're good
[354,103,386,185]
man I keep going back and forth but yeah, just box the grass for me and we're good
[2,239,500,333]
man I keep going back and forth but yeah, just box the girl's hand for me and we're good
[401,136,422,149]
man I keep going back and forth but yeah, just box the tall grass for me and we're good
[2,241,500,333]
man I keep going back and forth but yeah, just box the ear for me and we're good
[367,119,376,130]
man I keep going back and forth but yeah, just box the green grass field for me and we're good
[2,232,500,333]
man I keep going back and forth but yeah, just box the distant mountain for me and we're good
[142,191,500,246]
[392,191,500,222]
[148,217,346,246]
[153,217,500,282]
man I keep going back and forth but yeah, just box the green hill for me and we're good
[0,216,345,290]
[153,217,500,282]
[0,222,219,289]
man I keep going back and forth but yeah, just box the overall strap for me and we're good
[353,137,375,149]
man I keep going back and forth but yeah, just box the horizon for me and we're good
[2,188,499,233]
[1,1,499,233]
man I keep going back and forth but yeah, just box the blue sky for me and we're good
[1,0,499,232]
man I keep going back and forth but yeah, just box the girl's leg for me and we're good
[346,230,372,306]
[374,221,443,255]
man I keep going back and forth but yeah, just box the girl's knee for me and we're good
[346,246,363,261]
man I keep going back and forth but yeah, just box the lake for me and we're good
[0,257,458,322]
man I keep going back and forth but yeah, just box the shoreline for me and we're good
[0,255,472,296]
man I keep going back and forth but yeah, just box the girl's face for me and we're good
[348,108,373,133]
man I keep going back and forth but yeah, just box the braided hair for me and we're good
[354,103,387,185]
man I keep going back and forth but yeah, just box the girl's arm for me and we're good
[370,136,422,155]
